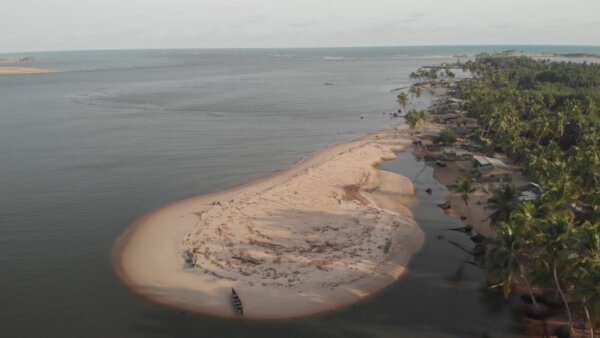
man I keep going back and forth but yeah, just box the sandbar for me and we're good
[113,124,426,319]
[0,67,53,74]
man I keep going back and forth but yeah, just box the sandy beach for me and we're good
[114,124,430,319]
[0,67,52,74]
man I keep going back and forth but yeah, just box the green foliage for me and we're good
[449,177,476,206]
[486,184,520,229]
[454,55,600,330]
[432,128,458,145]
[396,92,410,111]
[408,84,422,99]
[405,109,426,130]
[481,142,495,157]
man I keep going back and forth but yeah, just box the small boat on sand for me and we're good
[231,288,244,316]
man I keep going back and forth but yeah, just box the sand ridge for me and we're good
[113,124,426,319]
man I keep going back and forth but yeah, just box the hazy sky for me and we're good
[2,0,599,52]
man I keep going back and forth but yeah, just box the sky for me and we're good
[2,0,599,53]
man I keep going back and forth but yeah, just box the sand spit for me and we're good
[0,67,53,74]
[113,125,425,319]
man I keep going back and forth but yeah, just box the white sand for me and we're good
[113,125,425,319]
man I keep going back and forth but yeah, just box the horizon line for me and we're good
[3,43,600,55]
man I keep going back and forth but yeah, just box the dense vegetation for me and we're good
[457,56,600,335]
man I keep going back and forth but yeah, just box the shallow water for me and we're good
[378,152,527,337]
[1,46,592,337]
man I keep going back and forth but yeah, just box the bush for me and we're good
[433,128,458,145]
[482,142,495,156]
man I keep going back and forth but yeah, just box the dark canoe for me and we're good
[231,288,244,316]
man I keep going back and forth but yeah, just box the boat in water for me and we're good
[231,288,244,316]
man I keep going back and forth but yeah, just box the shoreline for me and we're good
[113,124,435,320]
[0,67,53,74]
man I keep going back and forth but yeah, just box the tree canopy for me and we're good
[456,55,600,333]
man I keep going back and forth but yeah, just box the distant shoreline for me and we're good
[0,67,53,74]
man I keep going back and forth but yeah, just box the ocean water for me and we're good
[1,46,596,337]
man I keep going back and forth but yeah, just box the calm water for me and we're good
[379,153,526,337]
[1,46,596,337]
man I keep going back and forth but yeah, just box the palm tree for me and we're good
[405,109,427,130]
[569,221,600,336]
[537,211,576,333]
[449,177,476,220]
[485,225,521,297]
[574,261,600,337]
[396,92,410,112]
[484,201,547,314]
[428,68,438,81]
[409,71,419,83]
[552,111,567,141]
[409,84,422,101]
[533,116,551,146]
[448,56,600,334]
[486,184,521,229]
[484,222,542,314]
[509,202,545,312]
[510,201,539,232]
[582,269,600,337]
[539,166,580,215]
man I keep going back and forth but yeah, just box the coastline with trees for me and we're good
[407,55,599,337]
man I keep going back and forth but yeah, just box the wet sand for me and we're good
[113,124,436,319]
[431,158,528,238]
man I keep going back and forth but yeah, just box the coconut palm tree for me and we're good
[486,184,521,229]
[537,211,576,333]
[409,84,422,101]
[510,201,539,231]
[582,269,600,337]
[509,202,546,311]
[396,92,410,112]
[568,221,600,336]
[405,109,427,130]
[485,224,522,297]
[449,55,600,334]
[428,68,439,81]
[485,200,548,310]
[574,260,600,337]
[539,167,580,215]
[449,177,476,220]
[484,222,542,314]
[533,116,551,146]
[552,111,567,141]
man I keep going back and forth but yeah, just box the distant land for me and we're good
[0,67,53,74]
[0,56,52,74]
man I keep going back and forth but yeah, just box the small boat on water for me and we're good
[231,288,244,316]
